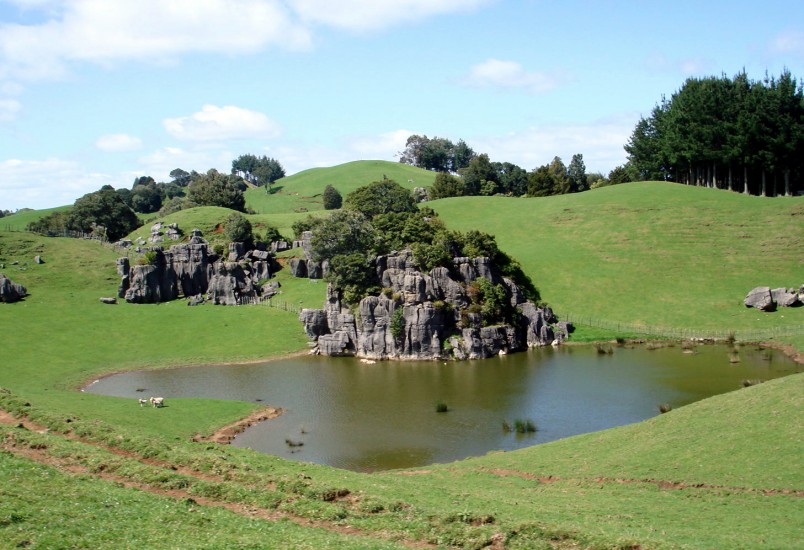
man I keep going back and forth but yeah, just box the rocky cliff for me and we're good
[300,250,569,361]
[119,230,275,305]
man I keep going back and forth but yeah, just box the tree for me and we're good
[428,172,465,199]
[322,185,342,210]
[527,165,554,197]
[169,168,192,187]
[232,154,285,187]
[187,169,246,211]
[608,163,638,184]
[309,210,377,263]
[459,153,498,196]
[548,157,571,195]
[567,154,588,192]
[493,162,528,196]
[344,178,417,219]
[130,181,164,213]
[67,186,140,241]
[223,212,253,248]
[398,135,476,172]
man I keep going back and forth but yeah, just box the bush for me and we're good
[223,212,253,248]
[323,185,342,210]
[390,307,405,341]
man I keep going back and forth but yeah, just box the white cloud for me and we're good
[0,0,311,81]
[163,105,281,142]
[461,59,565,94]
[0,157,116,210]
[471,115,638,174]
[0,99,22,121]
[95,133,142,152]
[769,30,804,58]
[288,0,490,31]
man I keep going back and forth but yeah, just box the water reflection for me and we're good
[85,344,800,472]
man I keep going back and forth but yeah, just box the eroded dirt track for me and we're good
[0,408,438,550]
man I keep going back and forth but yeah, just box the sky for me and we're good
[1,0,803,210]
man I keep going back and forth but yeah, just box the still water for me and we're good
[85,344,800,472]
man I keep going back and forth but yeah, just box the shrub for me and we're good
[390,307,405,341]
[322,185,342,210]
[435,402,449,413]
[223,212,253,248]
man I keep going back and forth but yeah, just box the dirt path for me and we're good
[0,409,438,549]
[482,468,804,497]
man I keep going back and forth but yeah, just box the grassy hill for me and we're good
[245,160,436,214]
[1,167,803,548]
[432,182,804,349]
[1,205,71,231]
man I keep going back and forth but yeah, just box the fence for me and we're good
[559,311,804,342]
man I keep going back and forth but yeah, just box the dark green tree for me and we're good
[322,184,342,210]
[231,154,285,187]
[428,172,465,199]
[567,153,588,192]
[309,210,377,262]
[187,169,246,211]
[67,186,140,241]
[459,153,498,196]
[344,178,416,219]
[223,212,253,248]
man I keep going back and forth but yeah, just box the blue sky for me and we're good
[1,0,803,210]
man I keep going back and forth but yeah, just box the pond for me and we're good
[85,344,800,472]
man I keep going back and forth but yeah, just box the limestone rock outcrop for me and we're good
[120,231,276,305]
[300,250,566,361]
[0,273,28,303]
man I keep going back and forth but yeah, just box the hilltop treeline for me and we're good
[626,70,804,196]
[399,135,602,198]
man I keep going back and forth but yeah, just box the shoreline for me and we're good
[194,406,284,444]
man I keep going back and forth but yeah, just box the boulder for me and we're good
[187,294,205,306]
[307,260,323,279]
[772,287,801,308]
[0,274,27,303]
[290,258,308,278]
[34,255,44,264]
[744,287,775,311]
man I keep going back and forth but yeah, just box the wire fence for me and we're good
[559,311,804,342]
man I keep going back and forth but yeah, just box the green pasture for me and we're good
[1,206,70,231]
[431,182,804,346]
[245,160,436,214]
[1,169,803,548]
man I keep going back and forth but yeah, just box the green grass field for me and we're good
[245,159,436,215]
[1,163,803,548]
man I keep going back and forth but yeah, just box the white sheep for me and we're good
[149,396,165,408]
[138,398,148,407]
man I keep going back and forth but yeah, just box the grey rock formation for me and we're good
[116,257,130,277]
[771,287,801,308]
[207,262,257,305]
[744,287,775,311]
[300,250,566,361]
[0,273,28,303]
[289,258,307,278]
[121,230,274,305]
[34,255,44,264]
